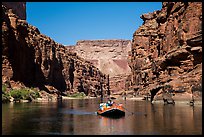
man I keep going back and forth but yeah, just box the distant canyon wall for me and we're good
[2,4,109,97]
[127,2,202,99]
[67,40,132,93]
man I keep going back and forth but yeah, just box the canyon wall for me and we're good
[67,40,132,93]
[2,2,26,20]
[2,4,109,97]
[2,2,202,101]
[127,2,202,101]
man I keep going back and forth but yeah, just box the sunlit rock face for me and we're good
[127,2,202,100]
[2,4,109,97]
[67,40,132,93]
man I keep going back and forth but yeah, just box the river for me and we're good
[2,98,202,135]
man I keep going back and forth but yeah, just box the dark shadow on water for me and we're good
[62,109,96,115]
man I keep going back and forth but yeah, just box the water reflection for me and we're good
[2,99,202,135]
[98,115,126,135]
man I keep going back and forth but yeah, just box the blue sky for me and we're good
[26,2,162,46]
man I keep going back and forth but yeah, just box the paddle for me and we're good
[122,106,148,117]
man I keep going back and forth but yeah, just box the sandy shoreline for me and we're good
[61,96,97,100]
[10,95,202,106]
[62,96,202,106]
[126,97,202,105]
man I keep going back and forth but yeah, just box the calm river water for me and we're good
[2,98,202,135]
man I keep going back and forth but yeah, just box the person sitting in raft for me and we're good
[107,99,114,106]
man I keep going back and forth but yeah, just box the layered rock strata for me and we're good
[2,5,109,97]
[67,40,132,93]
[127,2,202,101]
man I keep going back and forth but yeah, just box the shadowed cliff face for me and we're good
[127,2,202,100]
[67,40,132,93]
[2,5,108,97]
[2,2,26,20]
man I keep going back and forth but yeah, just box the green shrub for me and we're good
[79,92,86,97]
[2,83,10,103]
[10,89,26,100]
[10,88,41,101]
[2,84,7,93]
[29,90,41,99]
[2,92,11,103]
[67,92,86,98]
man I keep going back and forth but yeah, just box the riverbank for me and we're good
[61,96,97,100]
[2,87,202,106]
[3,95,202,107]
[127,97,202,105]
[110,91,202,106]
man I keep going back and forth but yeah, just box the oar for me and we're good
[122,106,147,117]
[122,106,134,115]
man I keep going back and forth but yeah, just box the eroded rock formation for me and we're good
[67,40,132,93]
[2,4,108,97]
[127,2,202,101]
[2,2,26,20]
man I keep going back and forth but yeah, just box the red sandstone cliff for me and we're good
[2,2,202,102]
[2,4,109,98]
[127,2,202,101]
[67,40,131,94]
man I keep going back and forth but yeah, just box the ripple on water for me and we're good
[62,109,97,115]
